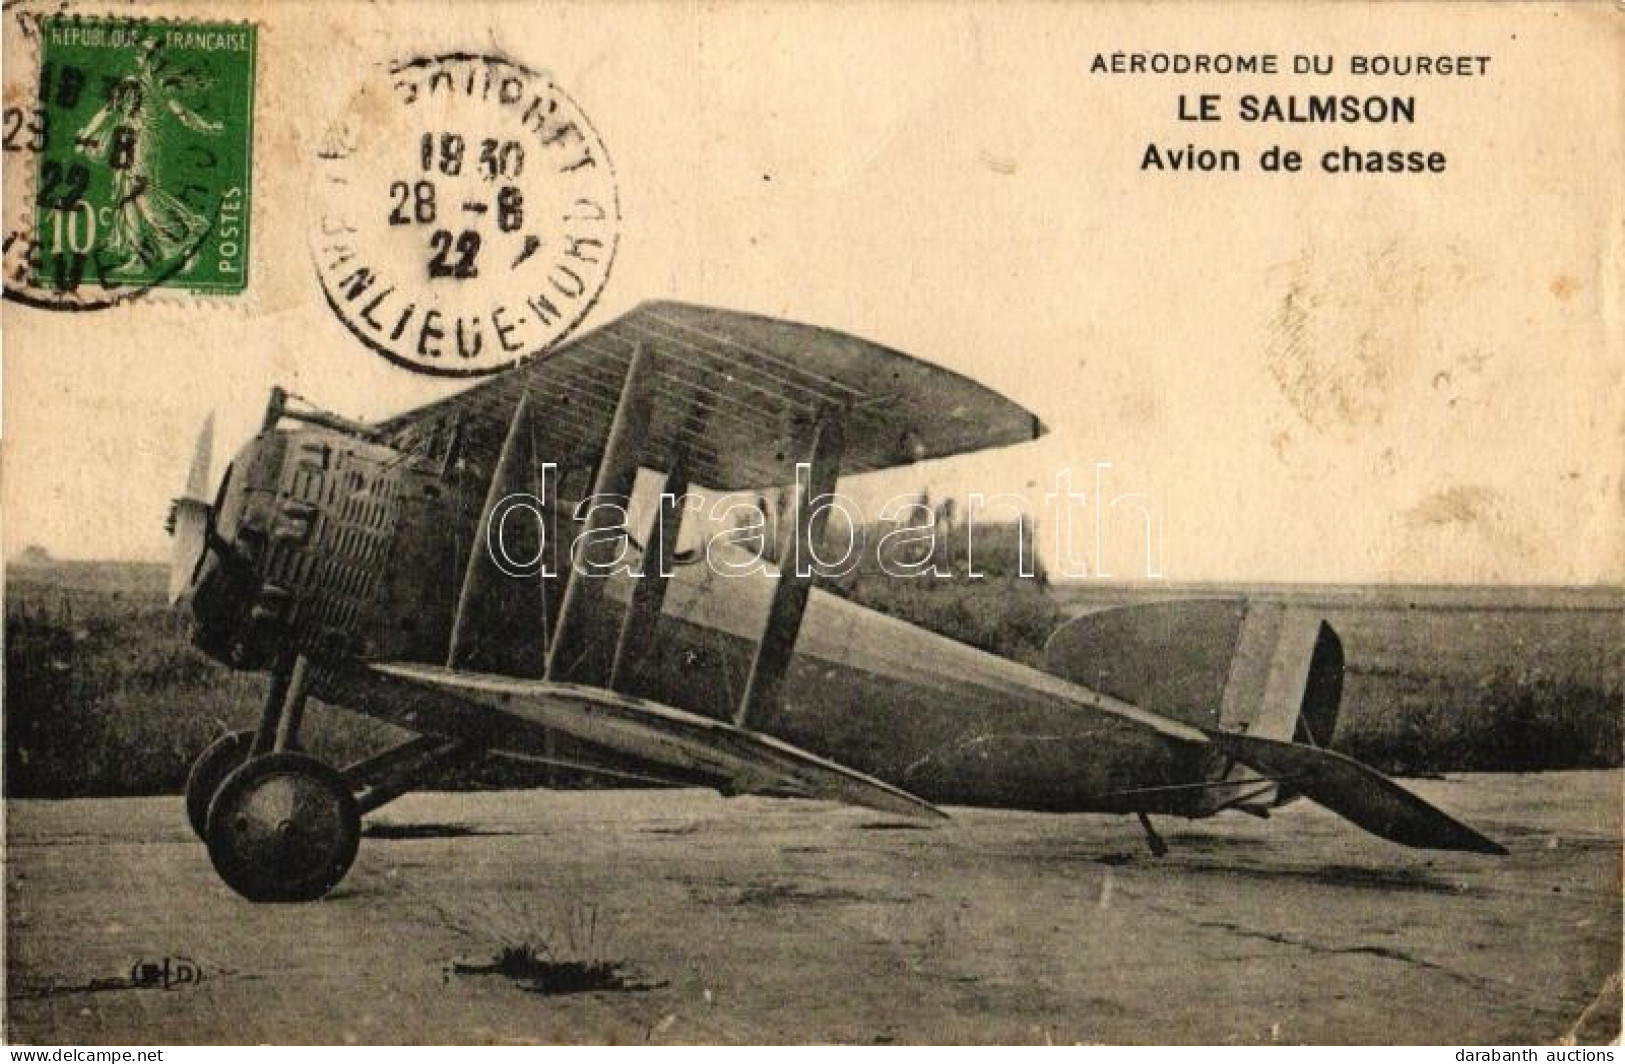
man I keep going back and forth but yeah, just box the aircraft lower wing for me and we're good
[356,662,947,821]
[1206,730,1508,855]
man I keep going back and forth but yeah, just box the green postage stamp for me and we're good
[32,17,256,296]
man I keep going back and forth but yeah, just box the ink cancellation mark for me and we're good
[310,53,620,378]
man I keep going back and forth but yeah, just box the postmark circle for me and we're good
[310,53,620,377]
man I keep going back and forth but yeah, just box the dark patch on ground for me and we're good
[451,946,663,996]
[732,881,881,907]
[991,832,1269,867]
[1177,860,1477,896]
[9,977,137,1000]
[1193,918,1494,992]
[363,823,511,839]
[641,823,701,836]
[1159,831,1274,852]
[856,821,935,831]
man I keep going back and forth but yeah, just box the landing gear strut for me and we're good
[1136,811,1169,858]
[186,653,474,902]
[194,653,361,902]
[184,651,314,840]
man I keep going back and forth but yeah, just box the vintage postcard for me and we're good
[3,0,1621,1047]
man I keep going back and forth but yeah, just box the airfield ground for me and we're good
[5,770,1619,1044]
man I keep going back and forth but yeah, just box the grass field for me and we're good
[5,562,406,798]
[4,560,1620,798]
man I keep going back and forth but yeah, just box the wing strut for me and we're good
[546,343,659,685]
[735,405,848,727]
[610,464,687,691]
[609,395,712,691]
[447,393,534,670]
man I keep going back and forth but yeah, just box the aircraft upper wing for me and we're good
[371,301,1045,490]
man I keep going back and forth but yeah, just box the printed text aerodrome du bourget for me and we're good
[1089,50,1492,175]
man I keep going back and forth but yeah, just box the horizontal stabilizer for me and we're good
[1208,730,1507,855]
[364,663,946,821]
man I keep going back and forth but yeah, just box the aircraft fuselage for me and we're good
[180,423,1212,816]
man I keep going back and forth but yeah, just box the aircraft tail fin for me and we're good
[1205,729,1508,854]
[1197,605,1343,814]
[1213,606,1342,747]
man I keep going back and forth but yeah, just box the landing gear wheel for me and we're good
[205,752,360,903]
[185,730,255,840]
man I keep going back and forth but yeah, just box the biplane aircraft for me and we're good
[167,301,1505,902]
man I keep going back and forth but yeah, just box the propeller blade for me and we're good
[184,413,215,499]
[167,415,216,605]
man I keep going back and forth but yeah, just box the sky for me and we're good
[3,1,1621,585]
